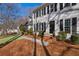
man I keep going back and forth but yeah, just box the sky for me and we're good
[18,3,42,16]
[0,3,42,23]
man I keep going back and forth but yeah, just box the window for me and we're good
[44,7,46,15]
[51,4,53,12]
[42,8,45,15]
[40,22,46,31]
[39,23,42,31]
[38,10,39,17]
[39,10,41,17]
[60,19,63,31]
[72,3,76,6]
[43,22,46,31]
[60,3,63,10]
[36,11,38,17]
[50,21,55,33]
[55,3,57,12]
[36,23,38,31]
[42,9,43,15]
[65,19,70,33]
[47,5,49,14]
[64,3,70,7]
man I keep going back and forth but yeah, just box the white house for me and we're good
[32,3,79,36]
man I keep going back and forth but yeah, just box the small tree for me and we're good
[19,24,26,35]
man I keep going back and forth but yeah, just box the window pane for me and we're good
[65,19,70,33]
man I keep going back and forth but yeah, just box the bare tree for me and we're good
[0,3,20,35]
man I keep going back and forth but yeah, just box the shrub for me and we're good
[57,32,67,41]
[27,28,33,35]
[38,31,43,36]
[19,24,26,35]
[38,30,45,38]
[71,35,79,44]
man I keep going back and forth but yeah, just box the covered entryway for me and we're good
[49,21,55,33]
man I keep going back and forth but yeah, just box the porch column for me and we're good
[63,19,65,32]
[32,13,35,32]
[70,18,72,34]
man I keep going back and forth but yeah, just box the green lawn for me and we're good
[0,35,15,44]
[0,34,21,47]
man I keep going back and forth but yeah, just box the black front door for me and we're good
[72,17,77,34]
[50,21,55,33]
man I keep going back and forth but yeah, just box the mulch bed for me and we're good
[0,34,79,56]
[0,39,34,56]
[24,34,79,56]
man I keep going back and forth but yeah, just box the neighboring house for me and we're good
[0,27,19,35]
[7,28,19,34]
[32,3,79,36]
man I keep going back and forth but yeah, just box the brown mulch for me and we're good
[63,48,79,56]
[24,35,79,56]
[36,43,46,56]
[0,39,33,56]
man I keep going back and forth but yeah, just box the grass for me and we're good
[0,35,15,39]
[0,34,21,48]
